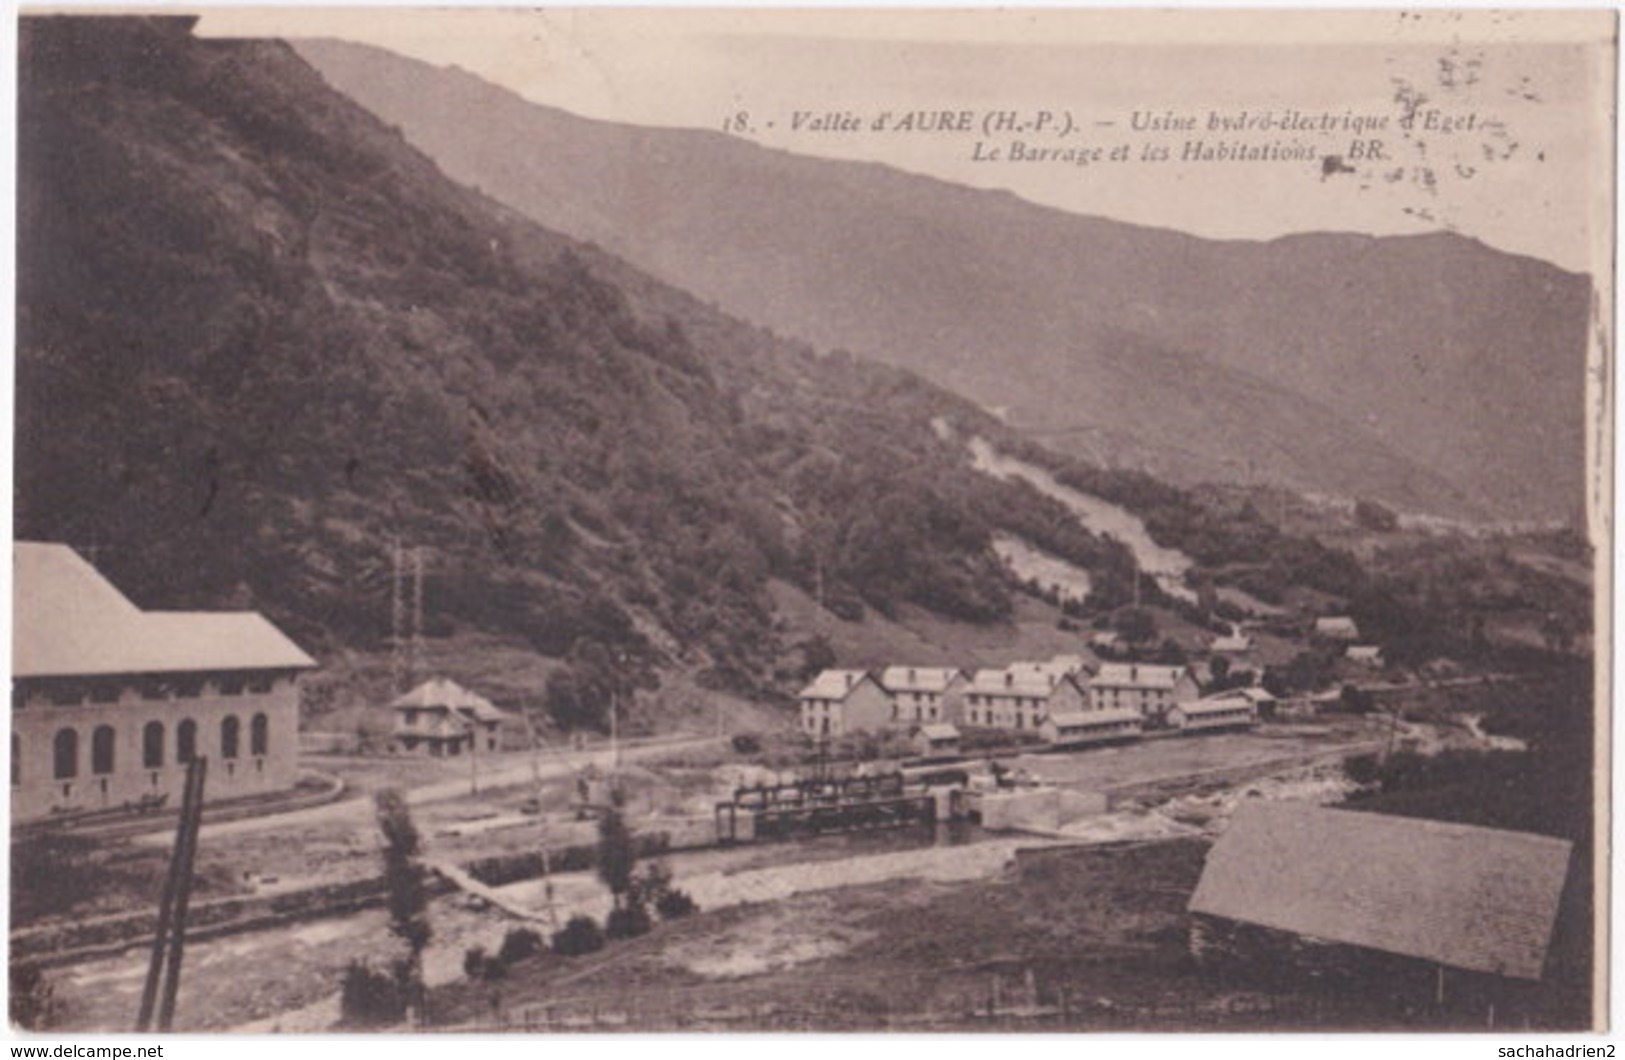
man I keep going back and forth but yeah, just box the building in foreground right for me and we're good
[1189,801,1574,1024]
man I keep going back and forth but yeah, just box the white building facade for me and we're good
[12,543,314,822]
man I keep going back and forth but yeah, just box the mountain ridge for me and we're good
[18,15,1166,708]
[294,37,1591,524]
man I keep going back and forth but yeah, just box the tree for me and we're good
[543,667,607,732]
[596,804,637,910]
[1207,655,1232,689]
[1115,606,1157,645]
[605,902,653,940]
[375,789,431,1008]
[1282,650,1332,693]
[339,960,408,1026]
[796,634,837,681]
[551,915,606,957]
[634,862,698,921]
[497,927,544,965]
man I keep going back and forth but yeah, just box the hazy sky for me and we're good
[192,8,1614,275]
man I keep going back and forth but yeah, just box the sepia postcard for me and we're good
[6,6,1615,1040]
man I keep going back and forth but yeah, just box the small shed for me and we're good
[1347,644,1385,667]
[1210,632,1255,654]
[913,722,962,760]
[1314,616,1361,641]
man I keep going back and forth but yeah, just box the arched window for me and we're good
[53,728,78,780]
[11,733,20,787]
[92,725,116,775]
[250,713,269,756]
[143,721,165,769]
[221,716,241,760]
[177,719,198,764]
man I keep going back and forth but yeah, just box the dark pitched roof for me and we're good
[391,678,504,721]
[1189,801,1571,980]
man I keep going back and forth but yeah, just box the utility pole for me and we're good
[609,679,620,770]
[137,756,207,1033]
[518,705,562,929]
[390,539,406,694]
[410,547,425,687]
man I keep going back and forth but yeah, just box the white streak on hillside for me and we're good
[967,436,1195,603]
[991,532,1092,603]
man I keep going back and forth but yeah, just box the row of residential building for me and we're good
[797,654,1218,738]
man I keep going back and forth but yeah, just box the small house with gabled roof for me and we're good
[963,664,1088,732]
[880,666,969,725]
[1088,663,1199,724]
[390,677,506,756]
[797,669,891,737]
[1314,616,1361,642]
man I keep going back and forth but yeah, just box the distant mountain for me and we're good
[17,16,1155,702]
[296,39,1592,524]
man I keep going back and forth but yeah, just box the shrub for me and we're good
[731,733,762,755]
[605,901,653,940]
[497,927,544,966]
[1344,753,1382,787]
[1338,684,1374,714]
[551,915,606,957]
[9,961,55,1030]
[339,959,408,1027]
[628,861,697,921]
[462,945,508,981]
[655,887,698,920]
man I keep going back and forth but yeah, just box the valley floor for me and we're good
[30,720,1397,1033]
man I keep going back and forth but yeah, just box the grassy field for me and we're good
[424,835,1582,1032]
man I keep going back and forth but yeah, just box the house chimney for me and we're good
[1005,672,1013,688]
[1130,665,1138,682]
[846,672,856,689]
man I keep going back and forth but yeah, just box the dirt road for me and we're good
[132,734,722,847]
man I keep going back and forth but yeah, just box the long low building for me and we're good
[1040,708,1143,748]
[1190,802,1573,986]
[12,542,315,822]
[1166,698,1258,732]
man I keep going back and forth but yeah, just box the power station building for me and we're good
[11,542,315,822]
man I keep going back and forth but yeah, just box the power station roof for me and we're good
[13,542,315,679]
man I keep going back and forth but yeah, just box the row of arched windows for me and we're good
[30,714,271,782]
